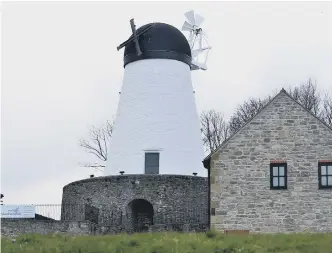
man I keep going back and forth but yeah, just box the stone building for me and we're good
[61,174,208,234]
[203,89,332,233]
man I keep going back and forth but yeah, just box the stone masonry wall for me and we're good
[96,224,209,235]
[61,174,208,233]
[1,219,94,236]
[210,91,332,233]
[1,219,208,237]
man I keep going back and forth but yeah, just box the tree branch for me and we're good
[78,120,114,169]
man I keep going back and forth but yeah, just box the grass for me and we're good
[1,231,332,253]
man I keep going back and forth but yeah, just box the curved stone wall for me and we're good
[61,174,208,233]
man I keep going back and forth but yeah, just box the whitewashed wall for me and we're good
[105,59,206,177]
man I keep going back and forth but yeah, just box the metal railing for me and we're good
[33,204,62,220]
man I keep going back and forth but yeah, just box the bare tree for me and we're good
[228,97,271,135]
[200,110,229,153]
[287,78,321,116]
[228,79,327,134]
[79,120,113,169]
[320,93,332,128]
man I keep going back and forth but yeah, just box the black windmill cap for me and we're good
[123,22,192,67]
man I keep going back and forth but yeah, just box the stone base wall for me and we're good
[94,224,124,235]
[1,219,94,237]
[96,223,209,235]
[149,223,209,233]
[62,175,209,231]
[1,219,209,236]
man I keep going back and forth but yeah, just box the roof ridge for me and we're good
[280,88,332,131]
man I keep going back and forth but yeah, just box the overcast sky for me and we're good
[1,1,332,205]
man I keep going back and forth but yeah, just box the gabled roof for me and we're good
[203,88,332,164]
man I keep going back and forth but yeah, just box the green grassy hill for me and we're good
[2,232,332,253]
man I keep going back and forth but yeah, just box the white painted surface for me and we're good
[1,205,36,218]
[105,59,206,177]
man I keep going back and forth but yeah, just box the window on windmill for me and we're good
[318,162,332,189]
[145,152,160,174]
[270,163,287,190]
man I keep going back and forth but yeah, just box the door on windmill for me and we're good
[144,152,160,174]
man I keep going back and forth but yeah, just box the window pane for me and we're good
[321,166,327,175]
[273,167,279,176]
[279,177,285,186]
[328,176,332,186]
[327,166,332,175]
[145,153,159,166]
[321,176,327,186]
[145,153,160,174]
[279,166,285,176]
[273,177,279,186]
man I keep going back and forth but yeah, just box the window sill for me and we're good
[318,186,332,190]
[270,187,287,190]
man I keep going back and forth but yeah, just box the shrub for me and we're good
[206,230,217,238]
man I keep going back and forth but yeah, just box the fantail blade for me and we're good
[182,21,194,31]
[194,13,204,27]
[185,10,196,26]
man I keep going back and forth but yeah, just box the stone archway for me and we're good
[127,199,154,232]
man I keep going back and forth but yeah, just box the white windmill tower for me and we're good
[104,12,211,177]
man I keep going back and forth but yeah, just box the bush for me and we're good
[206,230,218,238]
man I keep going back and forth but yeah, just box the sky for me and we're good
[1,1,332,206]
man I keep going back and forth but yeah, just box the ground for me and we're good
[2,232,332,253]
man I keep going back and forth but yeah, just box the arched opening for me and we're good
[127,199,154,232]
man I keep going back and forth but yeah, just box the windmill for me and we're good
[105,19,206,177]
[181,10,212,71]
